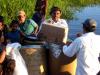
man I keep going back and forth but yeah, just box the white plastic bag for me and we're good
[6,43,28,75]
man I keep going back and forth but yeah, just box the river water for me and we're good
[68,6,100,40]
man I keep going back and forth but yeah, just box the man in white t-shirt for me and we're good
[41,6,68,43]
[63,18,100,75]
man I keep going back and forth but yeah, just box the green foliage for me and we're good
[0,0,36,24]
[0,0,100,24]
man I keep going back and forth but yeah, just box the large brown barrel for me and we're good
[48,44,77,75]
[20,44,47,75]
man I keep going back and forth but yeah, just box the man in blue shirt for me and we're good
[6,20,20,43]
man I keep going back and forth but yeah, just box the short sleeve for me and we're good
[29,19,38,27]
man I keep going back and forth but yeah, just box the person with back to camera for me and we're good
[63,18,100,75]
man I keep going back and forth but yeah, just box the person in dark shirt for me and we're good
[0,16,8,45]
[6,20,20,43]
[32,11,44,27]
[32,0,46,27]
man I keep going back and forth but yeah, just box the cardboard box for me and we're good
[38,24,67,44]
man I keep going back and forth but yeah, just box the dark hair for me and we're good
[2,58,15,75]
[50,6,61,15]
[82,18,96,32]
[10,20,19,27]
[83,24,96,32]
[0,16,4,22]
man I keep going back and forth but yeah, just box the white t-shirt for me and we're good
[40,18,68,43]
[63,32,100,75]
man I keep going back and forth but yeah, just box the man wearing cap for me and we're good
[63,18,100,75]
[17,10,38,41]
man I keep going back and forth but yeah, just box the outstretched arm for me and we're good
[63,38,81,57]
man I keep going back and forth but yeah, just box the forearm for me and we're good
[0,50,6,64]
[31,26,39,35]
[34,26,38,34]
[63,27,68,44]
[63,39,79,57]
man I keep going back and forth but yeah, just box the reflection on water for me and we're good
[68,6,100,40]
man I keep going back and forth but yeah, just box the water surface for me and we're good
[68,6,100,40]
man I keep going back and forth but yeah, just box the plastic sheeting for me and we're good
[6,43,28,75]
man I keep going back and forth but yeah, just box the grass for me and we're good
[0,0,99,24]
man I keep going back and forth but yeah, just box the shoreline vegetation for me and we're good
[0,0,100,24]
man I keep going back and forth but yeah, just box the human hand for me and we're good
[31,32,37,36]
[66,41,72,46]
[76,32,82,37]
